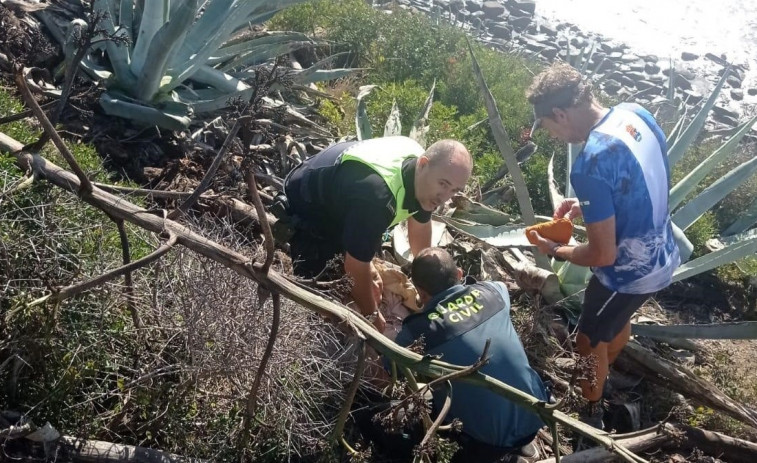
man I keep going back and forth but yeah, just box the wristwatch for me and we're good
[550,242,562,255]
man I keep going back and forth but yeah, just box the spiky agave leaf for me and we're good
[355,85,377,141]
[669,115,757,209]
[632,321,757,340]
[384,99,402,137]
[672,155,757,231]
[667,67,730,167]
[723,196,757,236]
[100,92,192,130]
[672,232,757,282]
[408,80,435,148]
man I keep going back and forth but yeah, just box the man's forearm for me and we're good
[552,243,600,267]
[344,253,379,317]
[551,241,615,267]
[351,274,378,316]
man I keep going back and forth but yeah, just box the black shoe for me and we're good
[578,400,605,430]
[573,401,604,453]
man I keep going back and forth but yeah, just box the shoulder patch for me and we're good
[625,124,642,142]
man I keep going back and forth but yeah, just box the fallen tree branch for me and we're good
[0,131,647,463]
[535,424,673,463]
[115,219,141,329]
[168,121,242,219]
[246,169,273,273]
[60,435,207,463]
[620,340,757,428]
[417,380,453,461]
[673,422,757,463]
[0,100,57,125]
[240,293,281,458]
[29,232,177,307]
[332,340,367,447]
[92,184,276,220]
[14,67,92,194]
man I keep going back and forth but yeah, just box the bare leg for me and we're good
[608,321,632,365]
[576,332,608,402]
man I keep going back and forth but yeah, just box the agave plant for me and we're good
[39,0,355,129]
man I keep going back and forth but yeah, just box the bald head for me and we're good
[414,140,472,211]
[411,247,460,297]
[425,139,472,169]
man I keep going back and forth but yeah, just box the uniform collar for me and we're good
[422,284,466,312]
[401,157,423,213]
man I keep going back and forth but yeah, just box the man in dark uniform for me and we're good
[284,136,472,331]
[396,247,548,462]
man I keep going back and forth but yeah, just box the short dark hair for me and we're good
[411,247,459,296]
[526,62,593,118]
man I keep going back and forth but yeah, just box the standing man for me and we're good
[284,136,472,331]
[526,63,680,428]
[397,248,548,462]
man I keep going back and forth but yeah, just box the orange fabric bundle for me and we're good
[526,218,573,245]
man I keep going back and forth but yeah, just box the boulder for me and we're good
[570,36,588,48]
[625,71,647,83]
[712,112,739,127]
[603,79,622,94]
[599,40,625,53]
[682,89,703,104]
[730,89,744,101]
[508,14,532,30]
[705,52,729,67]
[619,74,636,88]
[645,62,661,74]
[712,104,740,120]
[455,8,471,21]
[489,23,512,39]
[506,0,535,16]
[681,51,699,61]
[482,0,506,18]
[539,23,558,37]
[466,0,482,12]
[726,75,742,88]
[628,61,646,73]
[635,80,658,91]
[672,73,692,91]
[449,0,465,11]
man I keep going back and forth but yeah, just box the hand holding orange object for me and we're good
[525,218,573,245]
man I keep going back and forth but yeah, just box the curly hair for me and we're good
[526,62,594,118]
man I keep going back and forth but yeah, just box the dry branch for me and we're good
[43,232,177,305]
[168,120,242,219]
[620,341,757,428]
[535,425,672,463]
[536,422,757,463]
[60,436,207,463]
[14,67,92,194]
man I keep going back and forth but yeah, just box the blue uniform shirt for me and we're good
[571,103,680,294]
[395,281,547,448]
